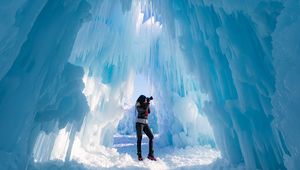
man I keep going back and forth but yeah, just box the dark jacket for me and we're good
[136,102,151,119]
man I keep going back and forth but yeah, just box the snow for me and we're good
[31,134,220,170]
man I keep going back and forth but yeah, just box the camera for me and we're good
[146,96,153,103]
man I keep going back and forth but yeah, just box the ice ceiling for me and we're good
[0,0,299,169]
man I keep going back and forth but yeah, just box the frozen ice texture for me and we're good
[0,0,299,169]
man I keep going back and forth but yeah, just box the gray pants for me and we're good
[136,123,154,156]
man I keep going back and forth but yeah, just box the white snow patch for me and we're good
[65,134,220,170]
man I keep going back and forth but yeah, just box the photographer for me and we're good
[135,95,156,161]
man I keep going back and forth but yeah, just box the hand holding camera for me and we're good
[146,96,153,103]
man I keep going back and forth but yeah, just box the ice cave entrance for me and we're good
[71,73,220,169]
[32,2,221,168]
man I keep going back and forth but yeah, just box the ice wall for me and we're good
[272,0,300,169]
[0,0,47,79]
[0,0,90,169]
[148,0,299,169]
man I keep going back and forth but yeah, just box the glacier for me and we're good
[0,0,300,169]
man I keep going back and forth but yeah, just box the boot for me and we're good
[138,154,143,161]
[147,154,157,161]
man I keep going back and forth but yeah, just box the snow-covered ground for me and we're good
[32,134,220,170]
[113,134,220,170]
[71,134,221,170]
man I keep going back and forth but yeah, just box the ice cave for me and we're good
[0,0,299,169]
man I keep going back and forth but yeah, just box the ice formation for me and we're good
[0,0,299,169]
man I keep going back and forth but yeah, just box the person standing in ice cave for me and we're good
[135,95,156,161]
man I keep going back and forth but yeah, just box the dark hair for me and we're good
[137,95,146,103]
